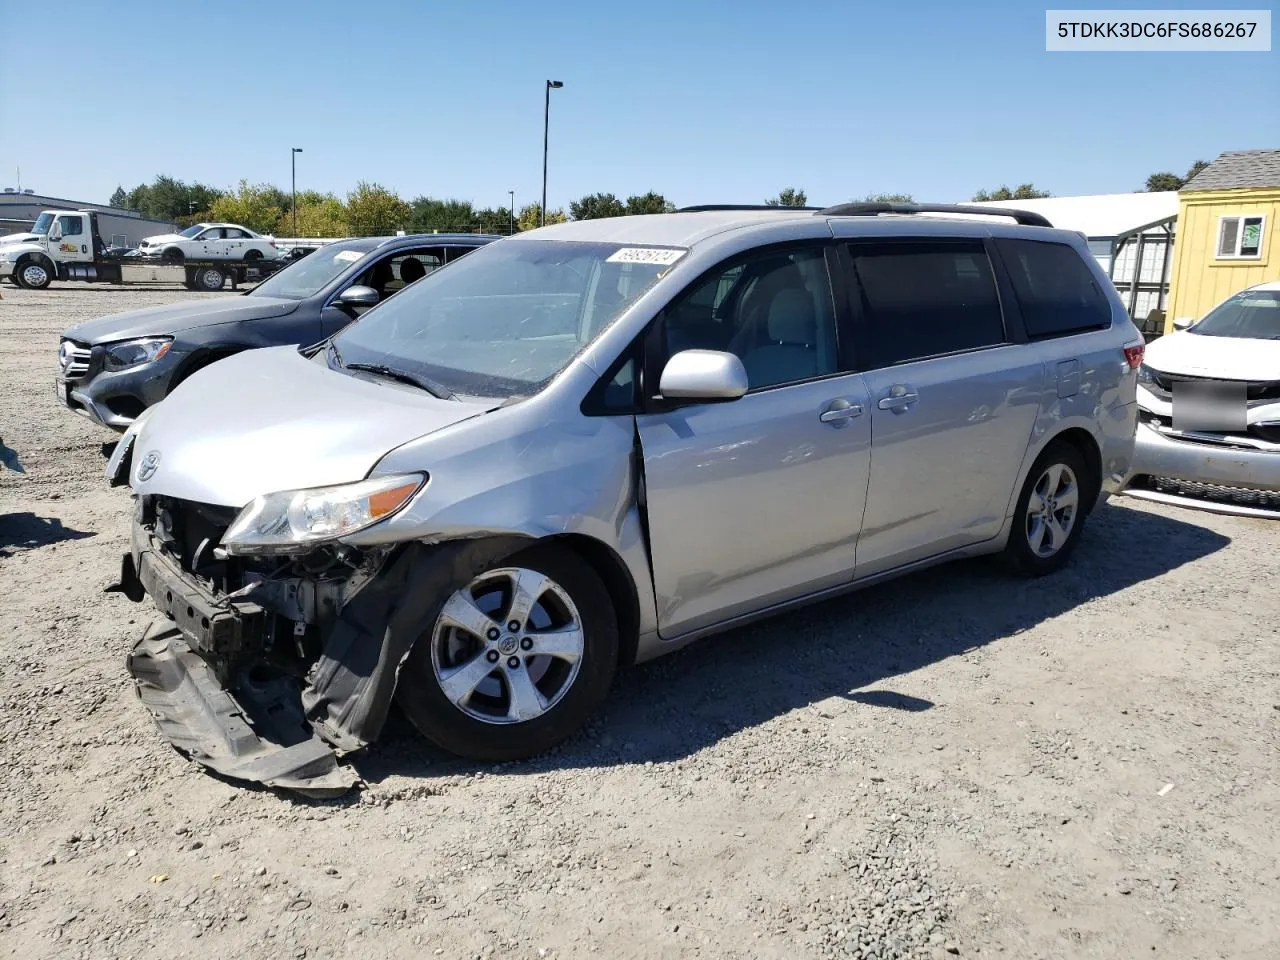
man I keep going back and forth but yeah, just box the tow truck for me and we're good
[0,210,291,291]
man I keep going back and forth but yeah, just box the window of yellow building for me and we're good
[1216,214,1266,259]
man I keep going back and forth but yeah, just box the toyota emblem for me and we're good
[136,450,161,482]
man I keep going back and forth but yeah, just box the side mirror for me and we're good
[659,349,749,402]
[337,285,379,310]
[49,224,63,241]
[1172,316,1193,331]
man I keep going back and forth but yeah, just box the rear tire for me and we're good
[195,265,225,290]
[397,543,619,762]
[243,249,263,263]
[1001,441,1091,578]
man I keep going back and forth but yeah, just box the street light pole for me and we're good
[291,147,303,237]
[541,80,563,227]
[508,190,515,234]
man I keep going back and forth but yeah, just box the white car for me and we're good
[1123,281,1280,517]
[137,222,281,263]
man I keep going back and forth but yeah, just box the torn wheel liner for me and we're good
[128,621,358,798]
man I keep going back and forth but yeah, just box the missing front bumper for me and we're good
[128,620,358,798]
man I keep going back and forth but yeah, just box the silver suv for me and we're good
[107,203,1143,796]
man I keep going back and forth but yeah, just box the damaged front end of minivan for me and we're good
[112,480,541,798]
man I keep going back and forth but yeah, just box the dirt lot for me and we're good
[1,284,1278,960]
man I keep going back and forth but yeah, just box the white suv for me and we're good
[138,222,281,263]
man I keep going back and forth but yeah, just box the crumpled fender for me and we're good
[302,535,532,752]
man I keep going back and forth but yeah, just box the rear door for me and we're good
[636,243,873,638]
[221,227,249,259]
[839,238,1045,577]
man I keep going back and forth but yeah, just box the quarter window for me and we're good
[845,241,1005,367]
[661,248,839,390]
[995,238,1112,339]
[1216,215,1265,259]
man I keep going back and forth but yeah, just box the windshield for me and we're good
[179,224,205,238]
[1191,290,1280,339]
[31,213,53,236]
[330,239,684,399]
[250,243,367,300]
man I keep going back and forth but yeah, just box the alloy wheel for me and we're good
[1025,462,1079,558]
[429,567,585,725]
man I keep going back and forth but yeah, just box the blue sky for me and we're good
[0,0,1275,210]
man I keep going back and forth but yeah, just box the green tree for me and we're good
[121,175,224,221]
[208,180,286,234]
[624,192,674,215]
[409,196,477,233]
[473,206,515,235]
[517,203,566,231]
[864,192,914,203]
[570,192,626,220]
[345,182,411,236]
[109,186,128,208]
[281,193,348,237]
[1144,160,1210,192]
[971,184,1051,202]
[765,187,808,207]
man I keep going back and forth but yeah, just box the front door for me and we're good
[197,228,227,258]
[54,214,93,263]
[839,239,1044,577]
[637,244,872,638]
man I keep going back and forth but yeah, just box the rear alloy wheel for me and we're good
[397,545,618,761]
[196,266,225,290]
[17,259,52,290]
[1001,441,1090,577]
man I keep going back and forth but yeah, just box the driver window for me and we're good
[661,247,838,390]
[199,229,223,241]
[56,215,84,237]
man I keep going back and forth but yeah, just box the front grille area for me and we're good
[1131,475,1280,512]
[1146,370,1280,403]
[148,496,240,589]
[58,339,92,380]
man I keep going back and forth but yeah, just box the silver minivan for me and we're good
[107,203,1143,796]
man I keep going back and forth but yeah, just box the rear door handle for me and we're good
[877,386,919,412]
[819,398,864,425]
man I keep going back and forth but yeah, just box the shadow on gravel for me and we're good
[359,502,1230,785]
[0,512,96,555]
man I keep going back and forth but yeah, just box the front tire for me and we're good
[1001,441,1090,577]
[160,248,184,265]
[397,544,619,761]
[15,258,53,290]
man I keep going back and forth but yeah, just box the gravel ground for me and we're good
[1,284,1278,960]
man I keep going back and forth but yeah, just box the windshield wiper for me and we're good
[344,362,457,400]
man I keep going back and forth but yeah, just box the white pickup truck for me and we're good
[0,210,291,291]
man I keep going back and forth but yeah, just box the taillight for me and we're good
[1123,342,1145,370]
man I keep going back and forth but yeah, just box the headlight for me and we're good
[104,337,173,371]
[221,473,426,555]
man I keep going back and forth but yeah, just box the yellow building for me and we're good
[1166,149,1280,333]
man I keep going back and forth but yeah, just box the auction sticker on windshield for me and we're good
[606,247,686,265]
[333,250,364,263]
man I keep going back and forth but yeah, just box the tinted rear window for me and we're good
[845,241,1006,367]
[996,238,1112,339]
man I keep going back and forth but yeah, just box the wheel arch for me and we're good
[15,251,57,282]
[170,344,242,389]
[543,532,641,670]
[1051,426,1103,512]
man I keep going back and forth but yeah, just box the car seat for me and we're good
[399,257,427,285]
[740,288,821,387]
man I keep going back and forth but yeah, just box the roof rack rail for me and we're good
[677,204,824,213]
[815,202,1053,228]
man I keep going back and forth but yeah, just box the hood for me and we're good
[0,232,38,245]
[141,233,186,245]
[1146,330,1280,382]
[131,346,493,506]
[63,296,299,345]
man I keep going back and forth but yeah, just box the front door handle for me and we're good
[877,385,919,412]
[819,398,864,425]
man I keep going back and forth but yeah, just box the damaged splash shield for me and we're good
[122,529,528,799]
[128,623,359,798]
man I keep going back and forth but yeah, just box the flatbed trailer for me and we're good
[1,209,296,291]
